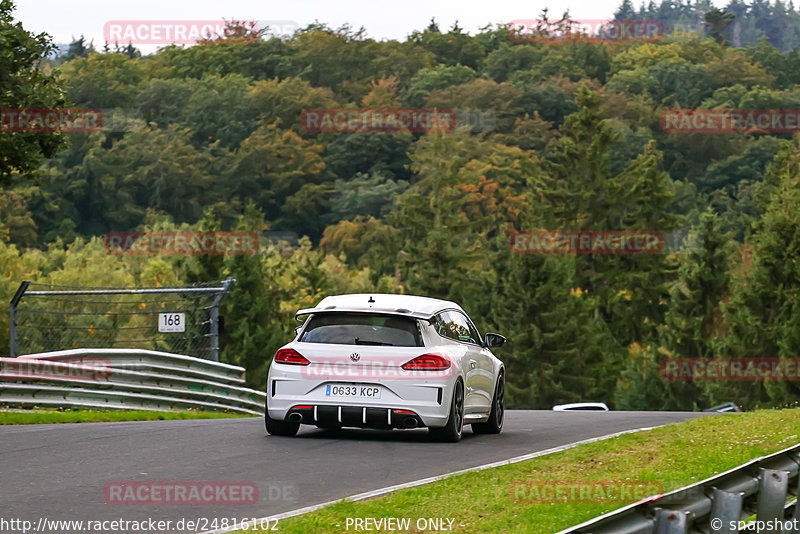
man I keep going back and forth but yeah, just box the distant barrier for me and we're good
[0,349,265,415]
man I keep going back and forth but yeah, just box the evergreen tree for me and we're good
[544,86,677,346]
[663,209,732,360]
[64,35,95,60]
[630,209,734,410]
[492,249,617,408]
[705,8,736,43]
[220,204,288,389]
[719,139,800,408]
[184,209,225,284]
[615,0,638,19]
[538,86,678,404]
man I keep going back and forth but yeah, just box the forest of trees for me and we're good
[3,0,800,410]
[617,0,800,50]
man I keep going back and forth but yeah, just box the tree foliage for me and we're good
[4,4,800,409]
[0,0,67,182]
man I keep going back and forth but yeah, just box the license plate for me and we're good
[325,384,381,399]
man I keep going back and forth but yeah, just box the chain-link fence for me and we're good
[9,279,234,360]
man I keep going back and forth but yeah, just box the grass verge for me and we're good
[244,409,800,534]
[0,409,252,424]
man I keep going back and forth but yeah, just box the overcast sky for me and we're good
[14,0,720,54]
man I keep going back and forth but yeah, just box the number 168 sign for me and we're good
[158,313,186,333]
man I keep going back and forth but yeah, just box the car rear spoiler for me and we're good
[294,306,435,322]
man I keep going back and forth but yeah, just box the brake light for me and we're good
[274,348,310,366]
[402,354,451,371]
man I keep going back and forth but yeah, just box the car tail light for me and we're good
[401,354,451,371]
[274,348,310,366]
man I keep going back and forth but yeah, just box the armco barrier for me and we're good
[557,443,800,534]
[0,349,265,415]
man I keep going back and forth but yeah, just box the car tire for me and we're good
[264,401,300,437]
[429,380,464,443]
[472,373,504,435]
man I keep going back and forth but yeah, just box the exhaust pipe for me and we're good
[287,412,303,423]
[403,417,418,428]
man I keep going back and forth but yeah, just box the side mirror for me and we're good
[294,326,303,336]
[485,333,506,348]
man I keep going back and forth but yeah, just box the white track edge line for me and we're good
[202,424,663,534]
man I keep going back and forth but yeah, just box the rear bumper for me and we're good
[266,364,457,428]
[283,404,425,429]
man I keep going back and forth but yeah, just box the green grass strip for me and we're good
[0,409,252,424]
[244,409,800,534]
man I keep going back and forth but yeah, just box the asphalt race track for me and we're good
[2,410,712,532]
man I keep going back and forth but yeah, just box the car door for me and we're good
[457,311,495,414]
[437,311,488,414]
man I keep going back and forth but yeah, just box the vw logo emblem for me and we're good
[350,353,360,362]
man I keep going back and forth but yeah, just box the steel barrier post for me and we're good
[9,281,30,357]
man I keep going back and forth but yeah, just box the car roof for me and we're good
[295,293,464,321]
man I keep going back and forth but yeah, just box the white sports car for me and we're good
[265,294,506,442]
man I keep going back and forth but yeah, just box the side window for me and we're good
[434,311,480,345]
[432,313,456,341]
[461,313,483,346]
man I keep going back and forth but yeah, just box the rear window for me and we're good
[298,313,423,347]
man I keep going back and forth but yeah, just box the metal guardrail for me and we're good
[557,443,800,534]
[20,348,246,384]
[0,349,265,415]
